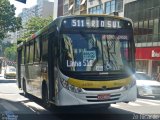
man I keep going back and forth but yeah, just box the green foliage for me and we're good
[18,16,53,43]
[0,0,22,40]
[4,44,16,61]
[0,42,12,56]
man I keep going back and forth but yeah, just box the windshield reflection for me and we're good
[60,33,130,72]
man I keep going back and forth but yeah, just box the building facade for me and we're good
[63,0,87,16]
[15,0,54,42]
[125,0,160,76]
[58,0,136,17]
[57,0,64,16]
[87,0,123,16]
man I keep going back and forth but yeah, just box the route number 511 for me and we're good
[72,19,84,27]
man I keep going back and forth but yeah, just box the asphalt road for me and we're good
[0,76,160,120]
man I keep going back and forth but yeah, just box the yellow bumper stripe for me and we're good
[68,77,132,88]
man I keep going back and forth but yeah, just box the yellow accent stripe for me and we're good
[68,77,132,88]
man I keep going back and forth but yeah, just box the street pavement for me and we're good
[0,74,160,120]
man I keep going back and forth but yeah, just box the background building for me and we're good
[3,32,18,44]
[57,0,63,16]
[54,0,58,18]
[62,0,87,16]
[87,0,123,16]
[56,0,136,17]
[56,0,87,16]
[8,0,54,43]
[125,0,160,76]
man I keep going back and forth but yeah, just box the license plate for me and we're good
[97,94,110,100]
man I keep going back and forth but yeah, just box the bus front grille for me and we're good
[86,94,121,98]
[87,98,119,102]
[86,94,121,102]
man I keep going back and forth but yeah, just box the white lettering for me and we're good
[96,66,103,71]
[151,50,160,57]
[81,20,84,27]
[101,21,104,27]
[112,21,117,28]
[86,20,90,27]
[72,20,76,27]
[91,20,96,27]
[107,21,112,28]
[67,60,82,67]
[77,20,81,27]
[96,20,99,27]
[105,21,121,28]
[71,19,121,28]
[117,21,120,28]
[83,60,93,66]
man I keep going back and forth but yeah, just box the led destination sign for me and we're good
[62,17,132,29]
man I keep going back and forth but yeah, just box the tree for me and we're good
[18,16,53,43]
[0,0,22,40]
[0,41,12,56]
[4,44,16,61]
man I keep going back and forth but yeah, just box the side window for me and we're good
[42,35,48,62]
[34,37,40,62]
[29,42,34,63]
[26,44,30,63]
[22,47,24,64]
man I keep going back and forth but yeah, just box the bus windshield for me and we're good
[60,31,131,72]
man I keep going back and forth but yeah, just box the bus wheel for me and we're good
[42,85,52,110]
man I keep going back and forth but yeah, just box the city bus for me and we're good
[17,15,137,108]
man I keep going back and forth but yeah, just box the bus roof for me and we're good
[18,14,133,46]
[58,14,132,23]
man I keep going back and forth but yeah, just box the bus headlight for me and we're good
[124,79,136,90]
[60,78,83,93]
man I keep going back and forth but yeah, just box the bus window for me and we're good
[42,35,48,62]
[29,42,34,63]
[26,45,30,64]
[34,37,40,62]
[21,47,24,65]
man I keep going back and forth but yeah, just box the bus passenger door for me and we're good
[48,32,56,101]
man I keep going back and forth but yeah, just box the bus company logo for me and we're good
[151,50,160,57]
[101,86,107,90]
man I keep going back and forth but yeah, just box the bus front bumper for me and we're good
[56,85,137,106]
